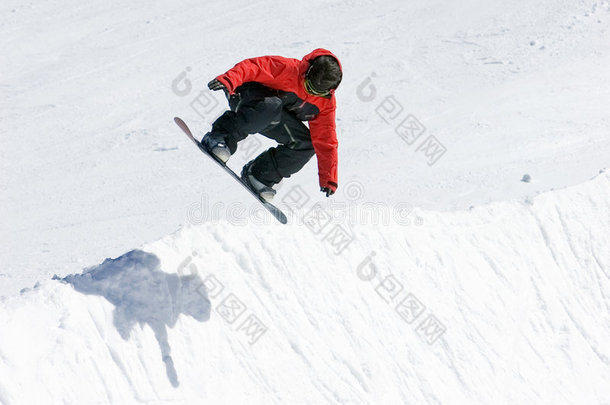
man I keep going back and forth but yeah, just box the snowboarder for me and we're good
[202,48,342,202]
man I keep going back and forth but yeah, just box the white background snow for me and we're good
[1,0,609,404]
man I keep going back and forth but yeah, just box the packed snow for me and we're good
[1,0,609,404]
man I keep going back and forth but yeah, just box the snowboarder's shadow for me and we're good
[60,249,210,387]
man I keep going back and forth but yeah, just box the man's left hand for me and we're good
[208,78,226,91]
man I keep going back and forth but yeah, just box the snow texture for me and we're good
[1,0,610,403]
[1,171,609,404]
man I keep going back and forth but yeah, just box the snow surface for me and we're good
[1,0,610,403]
[1,172,609,404]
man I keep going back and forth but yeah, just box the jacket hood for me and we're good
[300,48,343,76]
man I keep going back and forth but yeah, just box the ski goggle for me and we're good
[304,77,330,97]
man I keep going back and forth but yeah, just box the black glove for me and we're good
[320,187,335,197]
[208,78,226,91]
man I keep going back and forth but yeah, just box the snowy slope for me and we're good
[1,0,609,296]
[1,0,610,403]
[1,171,609,404]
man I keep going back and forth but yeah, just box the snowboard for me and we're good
[174,117,288,224]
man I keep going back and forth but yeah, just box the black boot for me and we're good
[241,160,277,202]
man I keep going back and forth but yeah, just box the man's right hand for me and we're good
[207,78,226,91]
[320,186,335,197]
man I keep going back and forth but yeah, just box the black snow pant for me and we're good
[208,83,315,187]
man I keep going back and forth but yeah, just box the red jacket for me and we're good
[215,49,341,191]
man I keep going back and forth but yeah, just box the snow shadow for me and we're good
[60,249,210,387]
